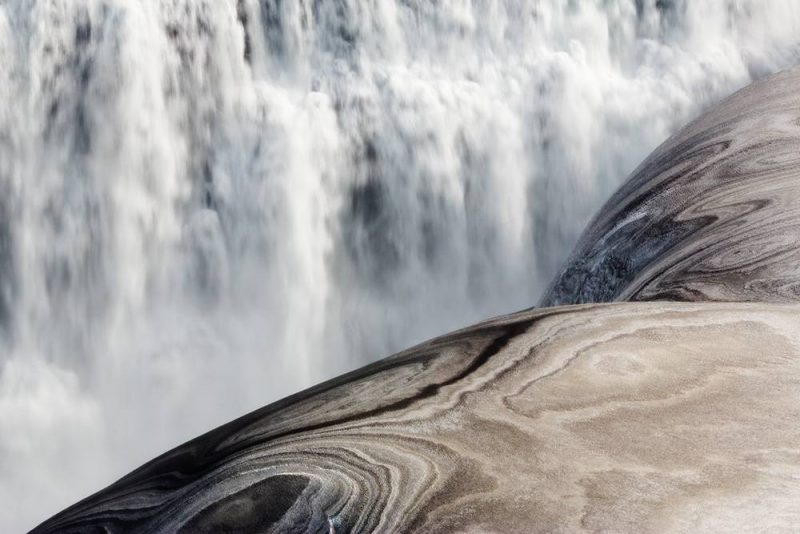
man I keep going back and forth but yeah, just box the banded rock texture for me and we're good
[542,68,800,306]
[33,302,800,533]
[33,68,800,533]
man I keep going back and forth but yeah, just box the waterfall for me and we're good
[1,0,799,529]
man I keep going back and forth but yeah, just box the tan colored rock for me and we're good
[33,302,800,533]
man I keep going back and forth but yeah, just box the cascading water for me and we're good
[1,0,799,529]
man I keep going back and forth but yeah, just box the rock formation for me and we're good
[542,69,800,306]
[33,70,800,533]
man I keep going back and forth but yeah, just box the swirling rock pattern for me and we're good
[32,302,800,533]
[32,68,800,533]
[541,69,800,306]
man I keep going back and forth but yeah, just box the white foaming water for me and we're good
[0,0,799,529]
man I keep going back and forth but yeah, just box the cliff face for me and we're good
[542,69,800,306]
[33,70,800,533]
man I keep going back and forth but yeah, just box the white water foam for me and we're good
[0,0,799,529]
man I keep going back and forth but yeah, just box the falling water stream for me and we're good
[1,0,799,529]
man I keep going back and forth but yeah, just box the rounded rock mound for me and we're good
[33,70,800,534]
[32,303,800,533]
[542,69,800,306]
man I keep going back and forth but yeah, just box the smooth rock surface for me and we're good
[32,302,800,533]
[541,69,800,306]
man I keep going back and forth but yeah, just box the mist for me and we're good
[1,0,799,530]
